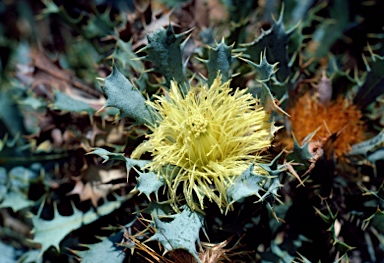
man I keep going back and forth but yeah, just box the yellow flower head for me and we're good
[134,76,275,212]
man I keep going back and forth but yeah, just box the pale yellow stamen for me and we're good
[187,114,208,137]
[139,75,276,212]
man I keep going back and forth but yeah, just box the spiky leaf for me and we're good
[101,67,156,124]
[354,53,384,109]
[306,0,349,58]
[258,82,289,115]
[76,232,125,263]
[31,195,129,255]
[148,205,204,262]
[87,148,149,179]
[0,189,34,211]
[226,164,265,205]
[139,25,189,93]
[203,40,234,86]
[112,39,145,77]
[242,8,295,83]
[288,130,319,165]
[242,51,278,81]
[348,129,384,156]
[51,91,95,115]
[227,157,283,209]
[134,169,165,200]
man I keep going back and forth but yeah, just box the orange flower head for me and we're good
[287,93,365,158]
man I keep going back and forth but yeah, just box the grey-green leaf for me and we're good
[204,40,234,86]
[134,169,165,200]
[101,67,157,124]
[354,53,384,109]
[348,129,384,156]
[76,232,125,263]
[139,25,189,93]
[51,91,95,115]
[148,205,204,262]
[87,147,150,179]
[31,195,129,255]
[226,164,265,205]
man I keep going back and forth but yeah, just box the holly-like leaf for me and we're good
[348,129,384,156]
[241,7,296,83]
[200,40,235,86]
[147,205,204,262]
[141,202,173,217]
[51,91,95,115]
[112,38,145,80]
[354,53,384,109]
[18,96,46,110]
[138,25,189,94]
[305,1,349,59]
[226,164,266,206]
[87,147,149,179]
[258,82,289,116]
[0,241,18,263]
[0,166,37,211]
[227,157,284,212]
[100,67,157,124]
[0,189,34,212]
[133,169,165,200]
[31,195,130,255]
[82,8,117,38]
[365,208,384,233]
[241,50,278,82]
[75,231,125,263]
[288,129,319,165]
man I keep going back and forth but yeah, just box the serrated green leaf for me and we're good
[113,39,144,74]
[18,96,46,110]
[76,232,125,263]
[101,67,157,124]
[148,205,204,262]
[141,202,172,217]
[242,51,278,81]
[203,40,234,86]
[17,249,43,263]
[242,7,295,83]
[258,82,289,115]
[307,1,349,59]
[348,129,384,156]
[51,91,95,115]
[354,53,384,108]
[134,169,165,200]
[82,8,117,38]
[31,195,129,255]
[0,166,37,211]
[0,189,34,211]
[226,164,265,205]
[227,159,283,210]
[139,25,189,93]
[367,208,384,233]
[288,129,319,166]
[87,147,149,179]
[0,241,18,263]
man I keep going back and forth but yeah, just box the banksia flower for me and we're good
[287,92,365,158]
[133,76,275,212]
